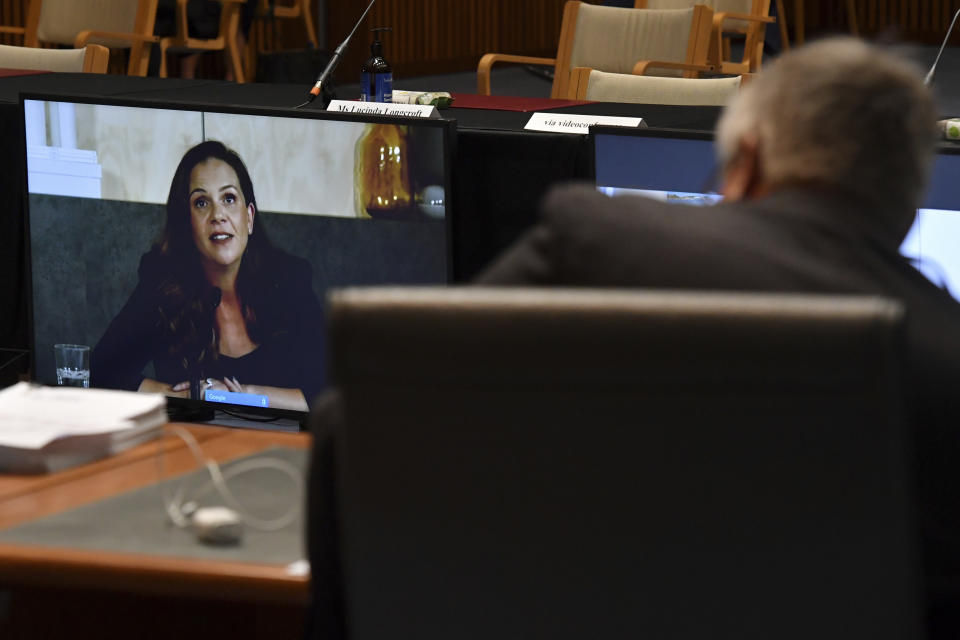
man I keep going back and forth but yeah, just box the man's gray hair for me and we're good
[716,37,937,220]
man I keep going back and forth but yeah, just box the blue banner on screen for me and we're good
[205,389,270,409]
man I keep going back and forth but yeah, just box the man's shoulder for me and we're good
[541,183,668,221]
[538,183,731,241]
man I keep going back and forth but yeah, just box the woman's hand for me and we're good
[203,377,228,393]
[201,377,244,394]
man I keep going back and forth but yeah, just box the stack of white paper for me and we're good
[0,382,167,473]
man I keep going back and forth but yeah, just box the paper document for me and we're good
[0,383,167,473]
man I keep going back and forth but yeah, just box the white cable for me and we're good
[157,425,304,531]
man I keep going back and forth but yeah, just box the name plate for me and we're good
[524,112,645,134]
[327,100,440,119]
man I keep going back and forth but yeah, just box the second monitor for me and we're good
[591,126,960,302]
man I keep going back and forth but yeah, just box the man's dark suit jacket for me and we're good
[477,183,960,574]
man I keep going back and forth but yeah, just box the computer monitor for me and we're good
[591,126,960,301]
[592,127,719,204]
[22,95,454,427]
[901,146,960,297]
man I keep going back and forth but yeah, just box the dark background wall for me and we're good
[3,1,958,81]
[28,194,447,384]
[326,0,577,82]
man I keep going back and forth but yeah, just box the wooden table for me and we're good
[0,423,313,640]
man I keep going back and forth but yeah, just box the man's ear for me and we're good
[720,137,765,202]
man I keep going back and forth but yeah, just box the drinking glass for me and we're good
[54,344,90,388]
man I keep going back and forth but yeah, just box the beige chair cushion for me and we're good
[0,43,88,72]
[645,0,753,10]
[643,0,700,7]
[569,5,696,78]
[36,0,141,48]
[644,0,755,32]
[585,69,741,105]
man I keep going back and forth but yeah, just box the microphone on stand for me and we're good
[926,8,960,85]
[297,0,378,108]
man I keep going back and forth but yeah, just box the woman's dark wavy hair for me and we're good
[156,140,276,372]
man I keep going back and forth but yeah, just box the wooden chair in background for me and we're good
[0,0,159,76]
[0,42,109,72]
[477,1,715,98]
[158,0,248,82]
[571,66,745,105]
[244,0,318,80]
[258,0,316,47]
[635,0,774,73]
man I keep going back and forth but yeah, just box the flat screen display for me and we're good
[23,96,453,425]
[592,127,960,301]
[901,152,960,299]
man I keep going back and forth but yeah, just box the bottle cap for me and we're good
[370,27,391,57]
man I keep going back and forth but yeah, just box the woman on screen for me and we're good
[91,141,322,412]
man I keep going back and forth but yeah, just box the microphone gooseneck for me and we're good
[926,8,960,86]
[297,0,378,108]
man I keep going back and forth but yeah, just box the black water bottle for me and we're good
[360,27,392,103]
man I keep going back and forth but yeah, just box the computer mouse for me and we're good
[192,506,243,545]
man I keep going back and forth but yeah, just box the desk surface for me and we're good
[0,72,721,131]
[0,424,311,605]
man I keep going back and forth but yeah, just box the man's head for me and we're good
[716,37,937,238]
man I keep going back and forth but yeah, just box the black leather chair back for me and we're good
[325,287,923,640]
